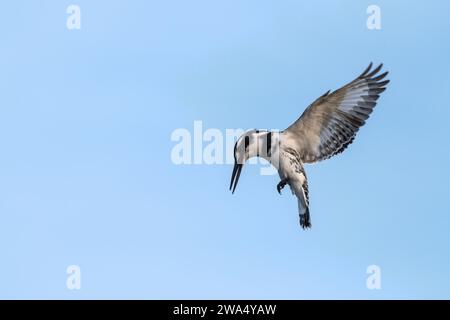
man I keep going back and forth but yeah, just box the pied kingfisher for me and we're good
[230,63,389,229]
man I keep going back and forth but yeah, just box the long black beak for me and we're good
[229,162,243,194]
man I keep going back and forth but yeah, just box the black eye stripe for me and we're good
[266,132,272,157]
[244,136,250,150]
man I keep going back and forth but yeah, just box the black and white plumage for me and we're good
[230,63,389,229]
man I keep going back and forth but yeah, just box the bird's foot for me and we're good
[277,179,288,194]
[299,209,312,230]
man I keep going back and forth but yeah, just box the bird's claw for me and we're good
[277,179,288,194]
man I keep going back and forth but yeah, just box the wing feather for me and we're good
[284,63,389,163]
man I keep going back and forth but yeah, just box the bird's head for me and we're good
[230,129,260,194]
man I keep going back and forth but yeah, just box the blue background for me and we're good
[1,0,449,299]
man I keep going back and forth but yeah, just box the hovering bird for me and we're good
[230,63,389,229]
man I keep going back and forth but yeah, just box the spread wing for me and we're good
[284,63,389,163]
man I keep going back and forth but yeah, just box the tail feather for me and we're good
[297,196,311,229]
[299,207,311,229]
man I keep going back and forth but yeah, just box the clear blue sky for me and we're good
[1,0,449,299]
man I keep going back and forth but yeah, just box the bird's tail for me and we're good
[298,197,311,229]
